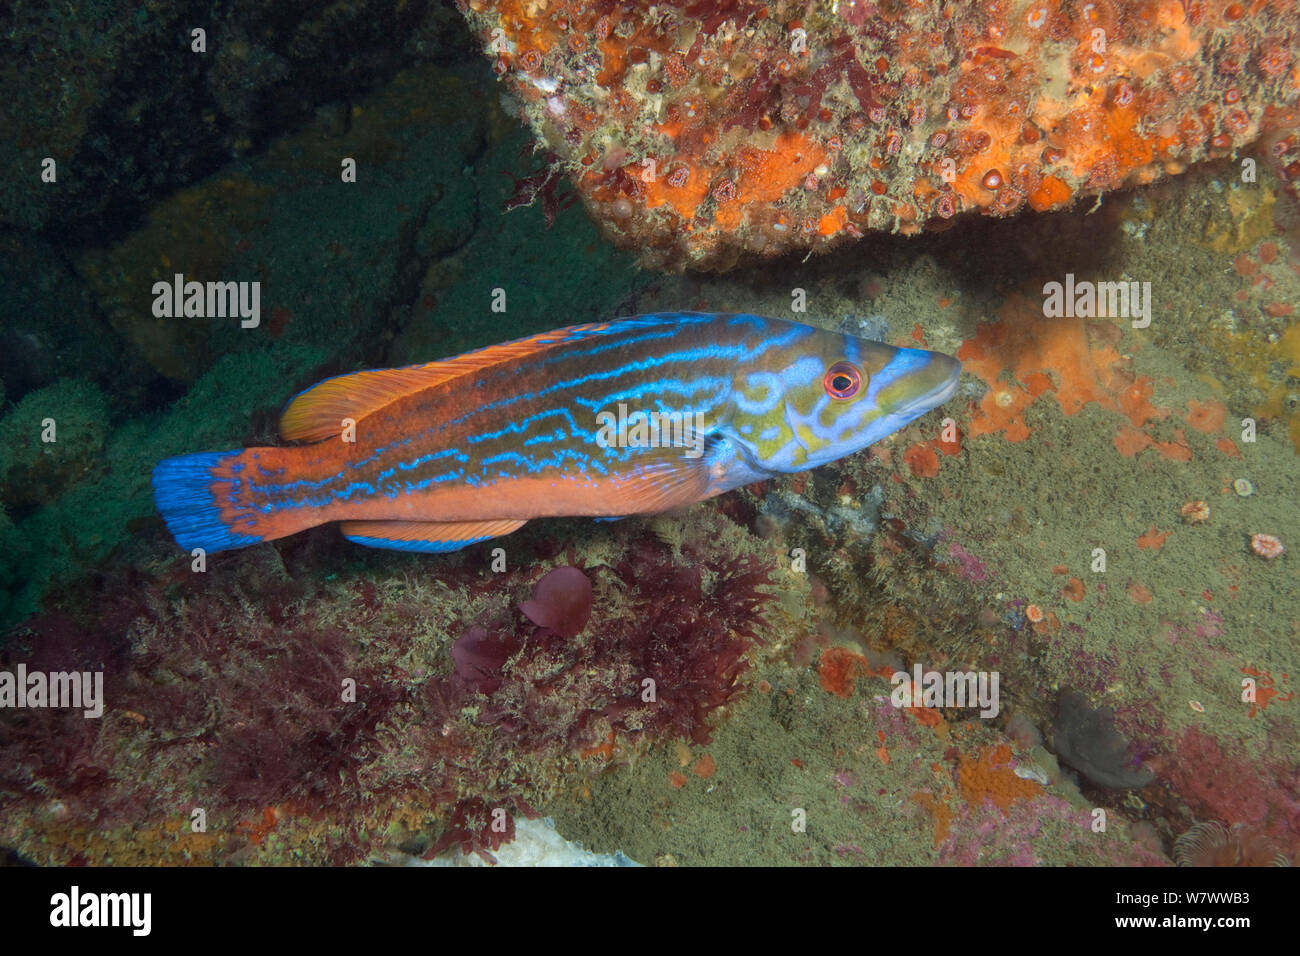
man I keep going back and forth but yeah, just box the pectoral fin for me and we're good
[600,442,719,515]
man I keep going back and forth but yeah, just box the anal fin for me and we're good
[339,518,526,553]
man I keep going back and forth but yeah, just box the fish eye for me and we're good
[824,362,863,400]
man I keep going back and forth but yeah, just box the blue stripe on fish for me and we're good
[255,315,796,513]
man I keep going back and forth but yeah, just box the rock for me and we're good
[0,0,468,240]
[457,0,1300,270]
[0,230,148,407]
[1052,690,1155,790]
[72,62,488,384]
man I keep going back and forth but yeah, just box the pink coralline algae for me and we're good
[946,540,990,583]
[459,0,1300,270]
[1160,726,1300,858]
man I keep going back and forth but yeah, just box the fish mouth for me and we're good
[894,354,962,419]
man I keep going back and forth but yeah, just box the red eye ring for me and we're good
[824,361,863,400]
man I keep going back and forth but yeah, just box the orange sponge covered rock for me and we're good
[459,0,1300,270]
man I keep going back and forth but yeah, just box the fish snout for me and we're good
[901,351,962,416]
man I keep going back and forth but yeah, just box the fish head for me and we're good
[721,325,962,474]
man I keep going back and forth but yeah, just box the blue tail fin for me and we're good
[152,451,264,554]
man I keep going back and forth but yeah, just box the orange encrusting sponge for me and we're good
[461,0,1300,271]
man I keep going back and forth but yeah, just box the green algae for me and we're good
[1,343,327,626]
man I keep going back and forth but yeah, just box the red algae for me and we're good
[0,523,777,864]
[1162,726,1299,854]
[518,565,594,637]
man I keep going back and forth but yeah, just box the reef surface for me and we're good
[0,2,1296,868]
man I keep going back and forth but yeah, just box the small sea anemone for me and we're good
[1249,533,1284,560]
[1173,822,1291,866]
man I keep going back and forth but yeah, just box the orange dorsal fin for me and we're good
[279,322,616,442]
